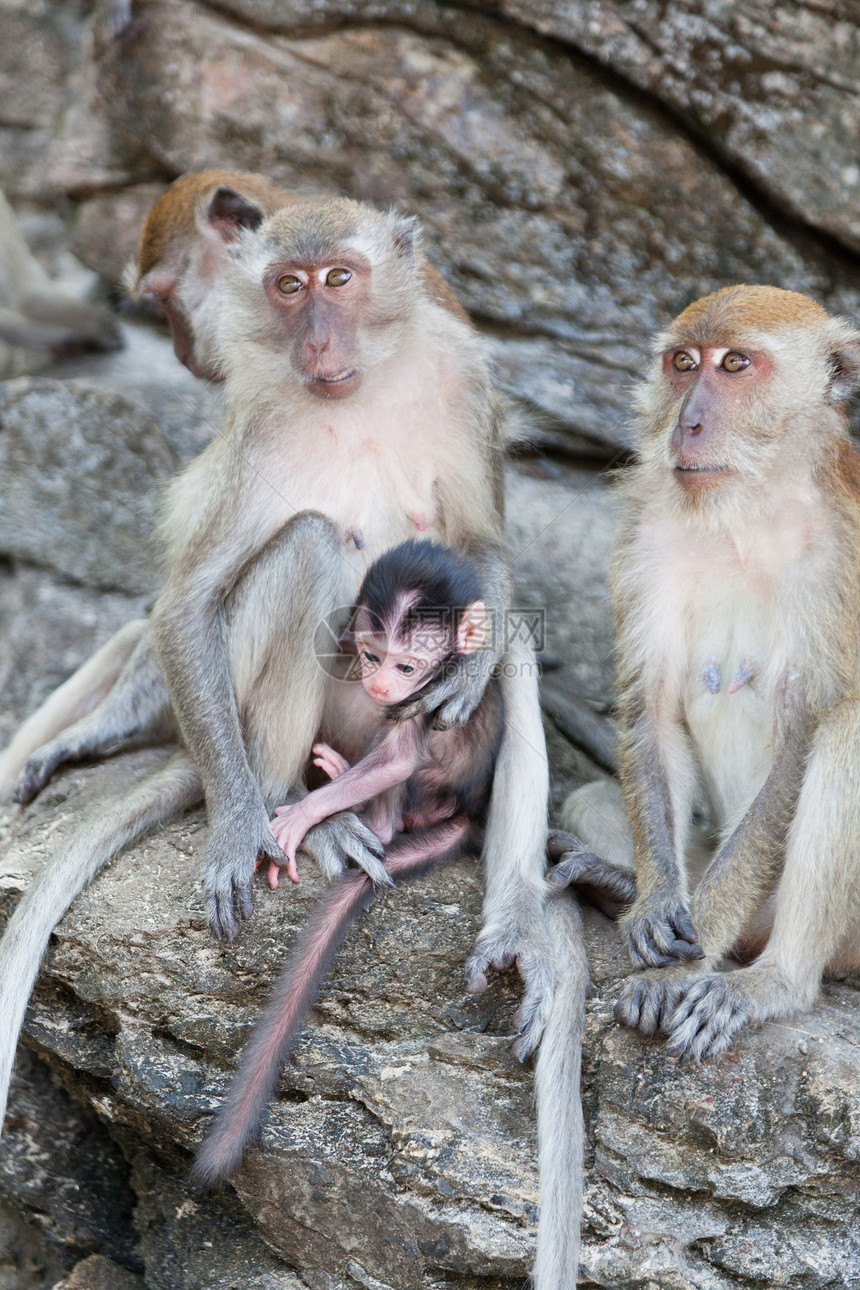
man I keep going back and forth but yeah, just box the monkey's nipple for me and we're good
[703,661,721,694]
[728,658,757,694]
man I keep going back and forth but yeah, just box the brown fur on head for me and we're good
[125,170,291,381]
[633,285,860,517]
[132,169,287,287]
[665,285,832,351]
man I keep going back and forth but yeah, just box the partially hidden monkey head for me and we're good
[217,199,422,399]
[634,285,860,515]
[126,170,288,382]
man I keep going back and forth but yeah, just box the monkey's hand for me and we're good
[546,829,638,908]
[387,652,489,730]
[665,964,784,1061]
[269,803,314,886]
[312,743,351,780]
[621,885,704,968]
[205,806,286,941]
[466,908,558,1061]
[299,811,393,889]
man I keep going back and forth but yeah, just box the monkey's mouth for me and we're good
[674,463,732,491]
[307,369,360,399]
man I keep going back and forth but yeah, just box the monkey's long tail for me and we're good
[191,815,471,1187]
[0,750,201,1130]
[533,895,589,1290]
[0,619,147,802]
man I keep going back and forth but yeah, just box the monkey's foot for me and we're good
[622,887,704,968]
[301,812,392,888]
[14,745,66,806]
[666,964,792,1061]
[614,965,710,1036]
[466,912,557,1060]
[205,809,285,940]
[546,829,637,906]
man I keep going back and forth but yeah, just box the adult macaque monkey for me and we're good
[0,172,471,802]
[599,284,860,1060]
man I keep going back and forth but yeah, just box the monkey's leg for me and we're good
[666,702,860,1061]
[618,679,811,1039]
[202,513,385,936]
[192,817,470,1185]
[0,619,148,803]
[0,750,201,1129]
[466,637,557,1059]
[14,630,173,805]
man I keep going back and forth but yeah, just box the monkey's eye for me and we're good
[397,663,415,676]
[672,351,697,372]
[326,268,352,288]
[361,650,380,665]
[721,352,750,373]
[276,274,302,295]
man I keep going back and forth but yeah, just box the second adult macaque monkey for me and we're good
[601,284,860,1061]
[192,539,503,1183]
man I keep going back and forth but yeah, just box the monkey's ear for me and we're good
[207,187,265,243]
[826,340,860,405]
[392,216,417,263]
[457,601,487,655]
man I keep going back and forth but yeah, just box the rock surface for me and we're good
[1,1,859,1287]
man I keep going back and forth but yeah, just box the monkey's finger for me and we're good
[236,880,254,922]
[672,909,701,945]
[668,938,705,961]
[212,889,240,942]
[465,948,491,994]
[546,829,582,862]
[512,958,556,1059]
[546,854,583,890]
[348,847,393,889]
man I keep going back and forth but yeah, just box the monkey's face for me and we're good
[637,286,860,509]
[263,257,370,399]
[223,200,420,397]
[661,343,772,496]
[355,631,445,706]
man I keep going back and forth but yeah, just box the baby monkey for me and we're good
[193,539,502,1184]
[266,537,496,886]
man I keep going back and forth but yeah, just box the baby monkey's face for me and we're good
[354,630,447,706]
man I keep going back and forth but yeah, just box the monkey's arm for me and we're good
[618,705,704,968]
[389,538,512,730]
[270,725,423,883]
[150,490,285,939]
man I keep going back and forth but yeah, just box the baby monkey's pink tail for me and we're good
[192,817,470,1186]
